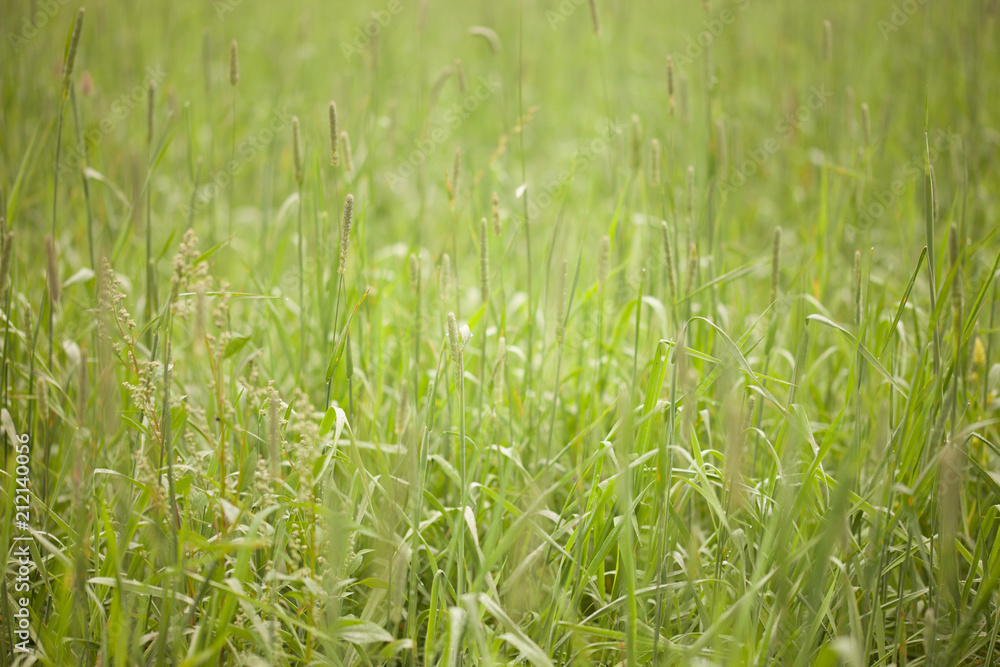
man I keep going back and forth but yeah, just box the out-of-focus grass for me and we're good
[1,0,999,664]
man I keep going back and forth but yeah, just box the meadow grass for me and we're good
[1,0,999,665]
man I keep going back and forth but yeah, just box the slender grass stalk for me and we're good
[229,40,239,271]
[448,312,467,601]
[326,193,354,405]
[292,116,305,382]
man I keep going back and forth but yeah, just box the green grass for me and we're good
[2,0,1000,664]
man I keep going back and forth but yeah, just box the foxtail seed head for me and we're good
[771,226,782,303]
[449,148,462,206]
[715,120,727,176]
[62,9,85,96]
[147,79,156,146]
[555,259,568,344]
[447,312,462,383]
[440,253,452,304]
[491,191,501,236]
[823,20,832,63]
[45,235,60,306]
[588,0,602,36]
[650,139,661,185]
[661,221,676,299]
[292,116,303,186]
[454,58,467,93]
[338,194,354,274]
[597,235,610,289]
[267,383,281,480]
[340,130,354,173]
[861,103,871,147]
[229,40,239,86]
[328,101,339,167]
[409,253,421,291]
[479,217,490,304]
[77,347,88,419]
[686,166,695,227]
[685,242,698,294]
[666,56,675,116]
[630,114,642,172]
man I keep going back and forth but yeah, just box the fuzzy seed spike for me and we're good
[479,217,490,304]
[597,235,610,288]
[292,116,303,186]
[62,8,85,96]
[661,221,676,299]
[338,194,354,275]
[229,40,239,86]
[328,101,339,167]
[588,0,602,36]
[492,191,501,237]
[771,226,782,304]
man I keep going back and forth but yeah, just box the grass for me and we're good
[2,0,1000,665]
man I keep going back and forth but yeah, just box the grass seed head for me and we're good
[685,242,698,294]
[973,337,986,368]
[62,8,85,95]
[492,191,501,236]
[630,114,642,172]
[338,194,354,274]
[661,221,676,299]
[291,116,303,186]
[147,79,156,145]
[598,235,610,289]
[409,253,421,292]
[448,311,462,382]
[229,40,239,86]
[454,58,467,93]
[77,347,88,419]
[650,138,661,185]
[823,20,832,63]
[328,101,339,167]
[588,0,602,35]
[861,103,871,146]
[267,383,282,480]
[340,130,354,173]
[771,226,782,304]
[479,217,490,303]
[715,120,727,176]
[37,377,49,422]
[667,56,675,116]
[440,253,452,304]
